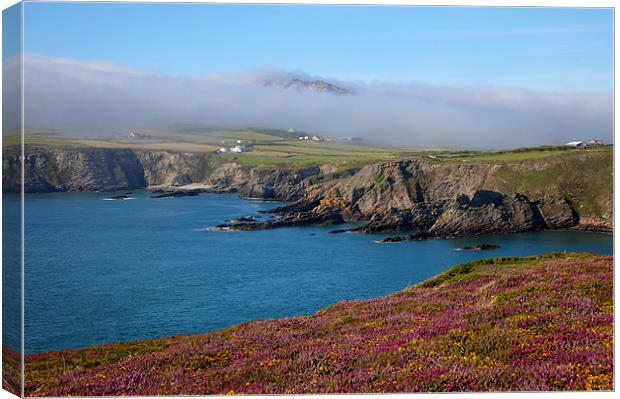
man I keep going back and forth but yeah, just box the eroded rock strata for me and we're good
[3,145,612,237]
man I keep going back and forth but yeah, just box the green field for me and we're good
[427,145,611,163]
[4,130,611,169]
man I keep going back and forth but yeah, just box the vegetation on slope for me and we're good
[494,150,613,219]
[22,252,612,395]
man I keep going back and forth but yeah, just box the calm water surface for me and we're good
[3,191,612,353]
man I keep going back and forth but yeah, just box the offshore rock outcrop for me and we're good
[213,206,344,231]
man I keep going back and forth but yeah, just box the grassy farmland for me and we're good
[4,129,611,170]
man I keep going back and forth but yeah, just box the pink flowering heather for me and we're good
[23,252,612,395]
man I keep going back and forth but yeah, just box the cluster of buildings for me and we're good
[216,145,250,154]
[214,139,251,154]
[288,128,363,144]
[565,139,604,148]
[288,128,331,142]
[298,135,331,142]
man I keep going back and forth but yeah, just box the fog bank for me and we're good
[6,54,613,149]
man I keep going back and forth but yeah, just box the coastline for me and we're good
[19,252,613,395]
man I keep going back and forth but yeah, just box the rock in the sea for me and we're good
[378,236,408,243]
[150,190,203,199]
[462,244,499,251]
[108,195,129,200]
[224,216,258,223]
[214,208,344,231]
[378,231,431,243]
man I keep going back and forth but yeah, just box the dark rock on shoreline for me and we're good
[224,216,258,223]
[377,231,431,243]
[258,198,322,215]
[213,208,344,231]
[150,189,205,199]
[462,244,499,251]
[108,195,129,200]
[215,188,581,241]
[378,236,408,243]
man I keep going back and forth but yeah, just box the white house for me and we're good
[565,141,584,148]
[311,136,321,142]
[229,145,249,153]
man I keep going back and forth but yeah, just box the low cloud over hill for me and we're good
[5,54,613,149]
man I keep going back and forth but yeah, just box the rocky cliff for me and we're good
[2,145,612,237]
[215,157,611,236]
[3,146,147,192]
[2,145,318,201]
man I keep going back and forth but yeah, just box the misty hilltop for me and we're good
[3,54,613,149]
[260,77,352,95]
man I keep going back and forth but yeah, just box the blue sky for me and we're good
[19,2,614,90]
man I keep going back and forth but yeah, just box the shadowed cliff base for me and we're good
[23,253,613,395]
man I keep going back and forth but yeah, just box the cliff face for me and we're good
[3,146,319,201]
[135,151,201,188]
[3,146,147,192]
[309,156,608,224]
[3,145,612,235]
[323,161,503,218]
[203,162,320,200]
[217,157,611,235]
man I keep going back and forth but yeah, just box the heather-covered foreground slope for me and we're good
[24,253,612,395]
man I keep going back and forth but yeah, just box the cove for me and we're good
[3,190,612,353]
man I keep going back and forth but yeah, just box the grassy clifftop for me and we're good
[494,150,613,220]
[21,252,612,395]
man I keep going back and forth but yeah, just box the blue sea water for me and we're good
[2,191,613,354]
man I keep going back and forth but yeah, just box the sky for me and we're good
[2,2,614,148]
[21,3,613,90]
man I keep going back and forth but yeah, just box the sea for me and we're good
[1,190,613,353]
